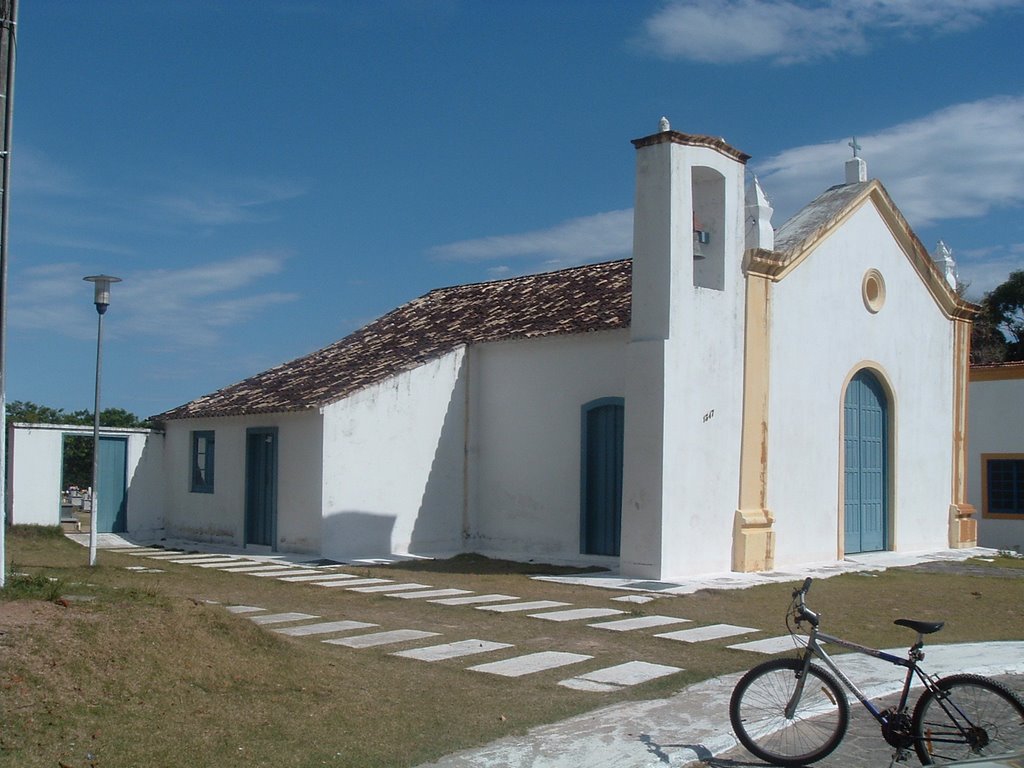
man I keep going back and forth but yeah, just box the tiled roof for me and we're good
[156,259,632,420]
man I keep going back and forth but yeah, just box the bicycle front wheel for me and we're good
[912,673,1024,764]
[730,658,849,766]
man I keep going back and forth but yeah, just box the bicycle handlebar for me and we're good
[792,577,820,627]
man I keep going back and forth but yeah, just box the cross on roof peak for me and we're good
[848,136,862,158]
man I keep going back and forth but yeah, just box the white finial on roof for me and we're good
[845,135,867,184]
[932,240,959,292]
[659,116,671,132]
[745,175,774,251]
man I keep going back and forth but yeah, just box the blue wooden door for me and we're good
[97,436,128,533]
[581,399,624,556]
[844,371,888,554]
[245,428,278,548]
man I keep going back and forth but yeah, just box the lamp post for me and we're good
[83,274,120,567]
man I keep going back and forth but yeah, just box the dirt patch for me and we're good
[0,599,65,631]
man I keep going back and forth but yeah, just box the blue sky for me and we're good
[8,1,1024,419]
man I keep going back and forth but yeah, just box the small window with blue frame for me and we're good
[191,430,215,493]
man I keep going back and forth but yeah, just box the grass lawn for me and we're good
[2,526,1022,768]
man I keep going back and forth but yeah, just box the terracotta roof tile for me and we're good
[156,259,632,420]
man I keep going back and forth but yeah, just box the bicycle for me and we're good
[729,577,1024,766]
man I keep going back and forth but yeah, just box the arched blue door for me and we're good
[581,399,624,556]
[843,371,888,554]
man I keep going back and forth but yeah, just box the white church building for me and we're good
[140,123,979,580]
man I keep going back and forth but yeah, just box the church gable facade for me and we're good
[154,124,977,580]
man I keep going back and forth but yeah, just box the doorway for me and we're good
[580,398,624,556]
[245,427,278,549]
[843,370,889,554]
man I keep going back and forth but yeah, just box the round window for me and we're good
[862,269,886,313]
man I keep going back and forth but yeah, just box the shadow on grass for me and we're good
[373,552,608,576]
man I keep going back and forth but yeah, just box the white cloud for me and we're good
[637,0,1024,64]
[429,209,634,267]
[150,177,308,226]
[755,95,1024,227]
[9,253,298,347]
[954,243,1024,300]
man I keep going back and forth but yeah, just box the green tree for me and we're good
[981,270,1024,362]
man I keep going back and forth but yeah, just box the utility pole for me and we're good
[0,0,19,588]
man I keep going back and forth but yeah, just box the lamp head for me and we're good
[84,274,122,315]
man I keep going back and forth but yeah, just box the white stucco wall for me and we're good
[320,349,467,560]
[767,203,955,568]
[621,137,747,579]
[470,330,628,562]
[162,411,322,552]
[6,423,165,533]
[968,370,1024,552]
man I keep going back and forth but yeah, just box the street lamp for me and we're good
[83,274,121,567]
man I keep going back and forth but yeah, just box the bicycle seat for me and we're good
[894,619,944,634]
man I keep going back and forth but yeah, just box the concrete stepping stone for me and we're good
[194,560,261,568]
[217,564,300,573]
[250,612,319,625]
[727,634,807,655]
[468,651,592,677]
[478,600,570,613]
[323,629,440,648]
[430,594,518,606]
[140,551,191,559]
[315,578,392,588]
[273,620,377,637]
[656,623,759,643]
[164,555,237,563]
[529,607,624,622]
[393,639,513,662]
[559,661,684,692]
[347,582,431,593]
[254,568,323,578]
[611,594,659,604]
[588,615,691,632]
[390,588,471,600]
[125,566,164,573]
[225,605,265,614]
[124,548,172,555]
[277,572,359,583]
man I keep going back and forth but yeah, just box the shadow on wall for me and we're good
[408,355,469,556]
[126,431,166,535]
[321,511,398,560]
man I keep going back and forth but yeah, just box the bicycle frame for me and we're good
[789,621,935,727]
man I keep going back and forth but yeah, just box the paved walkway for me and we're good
[73,535,1024,767]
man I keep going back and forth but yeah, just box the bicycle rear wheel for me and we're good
[912,673,1024,764]
[730,658,849,766]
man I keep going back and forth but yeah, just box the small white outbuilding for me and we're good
[152,124,977,580]
[968,362,1024,554]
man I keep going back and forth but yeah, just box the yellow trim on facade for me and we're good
[970,362,1024,382]
[733,270,775,572]
[949,318,977,547]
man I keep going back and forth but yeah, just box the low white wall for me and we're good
[768,204,955,568]
[320,349,467,559]
[162,411,322,552]
[6,423,165,533]
[968,368,1024,552]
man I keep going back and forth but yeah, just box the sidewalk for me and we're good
[420,641,1024,768]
